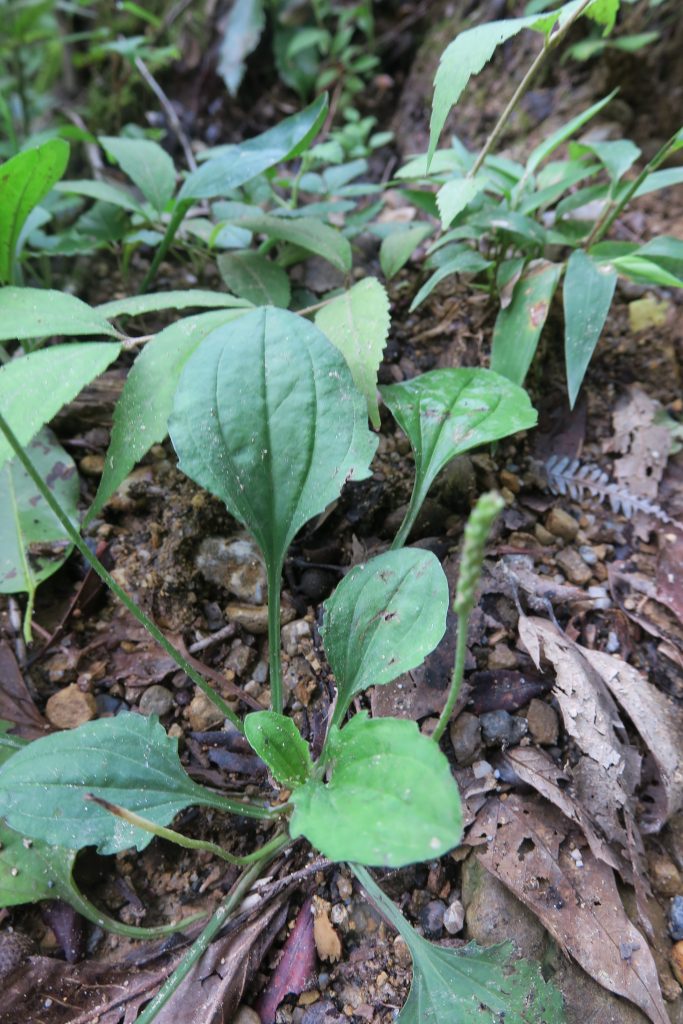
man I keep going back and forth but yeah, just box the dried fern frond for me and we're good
[544,454,682,528]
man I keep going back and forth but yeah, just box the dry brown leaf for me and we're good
[0,641,51,739]
[471,794,669,1024]
[312,896,342,963]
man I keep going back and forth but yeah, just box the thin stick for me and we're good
[134,56,197,172]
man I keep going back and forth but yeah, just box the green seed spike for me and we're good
[453,491,505,616]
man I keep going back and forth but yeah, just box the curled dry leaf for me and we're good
[255,895,317,1024]
[470,794,669,1024]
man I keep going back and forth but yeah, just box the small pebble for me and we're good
[487,644,517,670]
[526,699,559,746]
[45,685,97,730]
[443,899,465,935]
[196,537,267,604]
[138,685,174,716]
[480,710,528,747]
[420,900,446,938]
[579,545,598,566]
[606,631,620,653]
[648,852,681,897]
[556,547,592,586]
[79,454,105,476]
[545,508,579,541]
[670,896,683,940]
[472,759,493,779]
[186,689,224,731]
[449,712,481,766]
[534,524,555,546]
[672,942,683,988]
[281,619,312,656]
[233,1007,261,1024]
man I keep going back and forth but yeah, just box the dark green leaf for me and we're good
[169,307,377,581]
[217,251,291,307]
[564,250,616,408]
[232,212,352,272]
[491,261,562,385]
[290,714,463,866]
[54,178,146,215]
[96,289,252,319]
[0,287,119,342]
[410,249,491,312]
[321,548,448,727]
[217,0,266,95]
[244,711,312,787]
[99,136,176,214]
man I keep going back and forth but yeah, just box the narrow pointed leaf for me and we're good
[315,277,390,427]
[244,711,312,787]
[0,342,121,471]
[525,92,616,175]
[491,261,562,385]
[379,224,433,280]
[96,289,251,319]
[232,212,352,272]
[217,250,291,307]
[290,714,462,867]
[54,178,146,215]
[321,548,448,726]
[99,137,176,214]
[564,250,616,408]
[168,307,377,577]
[0,287,120,341]
[409,249,491,312]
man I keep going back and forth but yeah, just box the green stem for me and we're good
[140,200,190,293]
[133,832,291,1024]
[351,865,418,949]
[0,411,244,734]
[267,560,284,715]
[431,612,468,744]
[390,474,431,551]
[469,0,596,179]
[64,875,206,941]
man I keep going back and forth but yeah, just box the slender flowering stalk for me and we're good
[432,492,504,743]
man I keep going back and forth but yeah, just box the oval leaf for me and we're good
[315,277,390,427]
[321,548,449,727]
[290,714,463,867]
[564,250,616,409]
[379,224,433,280]
[100,136,176,214]
[0,287,119,342]
[244,711,312,787]
[168,307,377,576]
[217,250,291,307]
[232,212,352,272]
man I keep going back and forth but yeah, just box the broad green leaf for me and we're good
[217,0,265,95]
[633,167,683,198]
[409,249,492,312]
[217,250,291,307]
[0,342,121,471]
[244,711,312,787]
[564,250,616,408]
[96,289,251,319]
[321,548,449,728]
[491,261,562,385]
[315,277,390,428]
[169,307,377,578]
[436,177,485,227]
[581,138,640,184]
[524,92,616,175]
[380,369,536,546]
[0,139,69,283]
[290,714,462,866]
[99,136,176,214]
[379,224,433,279]
[54,178,146,215]
[0,287,119,342]
[0,713,234,855]
[179,95,328,201]
[355,867,566,1024]
[0,430,78,635]
[88,310,246,522]
[232,212,352,272]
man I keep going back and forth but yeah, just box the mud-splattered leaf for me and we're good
[315,277,390,427]
[491,261,562,385]
[290,713,462,866]
[321,548,449,727]
[564,249,616,408]
[244,711,312,787]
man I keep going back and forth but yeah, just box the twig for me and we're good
[134,55,197,172]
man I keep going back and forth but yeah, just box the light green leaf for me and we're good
[290,714,463,866]
[612,255,683,288]
[96,289,251,319]
[436,177,485,227]
[0,430,78,634]
[409,249,491,312]
[491,261,562,385]
[0,287,119,342]
[243,711,312,787]
[635,236,683,278]
[169,307,377,579]
[315,277,390,427]
[379,224,433,280]
[99,136,176,214]
[0,139,69,284]
[564,250,616,408]
[355,867,567,1024]
[524,92,616,175]
[88,310,246,522]
[179,95,328,201]
[217,250,291,307]
[321,548,449,728]
[634,167,683,198]
[0,713,232,855]
[582,138,640,184]
[217,0,266,96]
[381,369,537,546]
[233,212,352,272]
[54,178,146,215]
[0,342,121,471]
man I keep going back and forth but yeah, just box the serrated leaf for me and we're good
[244,711,312,787]
[321,548,449,727]
[380,369,536,545]
[0,342,121,471]
[232,212,352,272]
[0,287,119,342]
[315,277,389,427]
[379,224,433,280]
[0,713,227,855]
[169,307,377,582]
[217,250,291,307]
[564,250,616,408]
[0,429,78,615]
[88,310,246,522]
[491,260,562,385]
[290,714,463,866]
[436,177,485,227]
[179,95,328,201]
[217,0,266,95]
[0,139,69,284]
[99,136,176,214]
